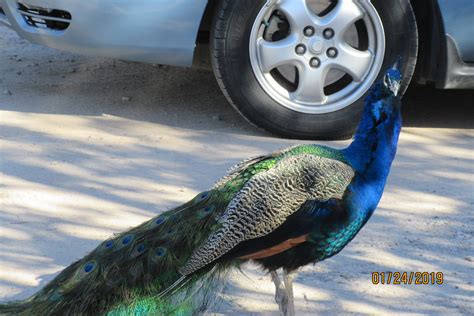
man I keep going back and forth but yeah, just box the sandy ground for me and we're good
[1,26,473,315]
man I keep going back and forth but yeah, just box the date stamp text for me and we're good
[372,272,444,285]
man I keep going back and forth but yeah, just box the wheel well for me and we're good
[192,0,218,69]
[410,0,446,86]
[198,0,218,36]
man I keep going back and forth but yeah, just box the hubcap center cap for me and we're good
[310,38,325,54]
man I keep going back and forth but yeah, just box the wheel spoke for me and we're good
[330,44,373,82]
[320,0,364,35]
[277,0,315,33]
[258,34,300,73]
[291,66,328,104]
[249,0,385,114]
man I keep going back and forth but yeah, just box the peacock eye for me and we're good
[155,217,165,225]
[195,191,211,203]
[137,244,146,253]
[122,235,133,245]
[155,247,167,257]
[84,262,95,273]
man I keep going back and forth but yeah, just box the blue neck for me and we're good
[343,97,402,215]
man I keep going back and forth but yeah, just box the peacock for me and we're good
[0,67,403,315]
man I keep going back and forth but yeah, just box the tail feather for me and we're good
[156,275,187,299]
[107,266,229,316]
[0,301,29,315]
[1,190,232,315]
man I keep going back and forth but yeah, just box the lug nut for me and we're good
[304,26,315,37]
[309,57,321,68]
[323,28,335,39]
[295,44,307,55]
[327,47,338,58]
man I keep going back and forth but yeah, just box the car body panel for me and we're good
[437,0,474,63]
[440,35,474,89]
[0,0,208,67]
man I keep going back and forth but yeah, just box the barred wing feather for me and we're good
[180,154,354,275]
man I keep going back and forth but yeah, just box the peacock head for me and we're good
[366,65,402,104]
[358,66,403,131]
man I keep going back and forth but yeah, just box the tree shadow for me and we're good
[0,26,473,314]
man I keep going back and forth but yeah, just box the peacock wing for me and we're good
[179,153,355,275]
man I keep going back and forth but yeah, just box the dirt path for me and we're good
[1,26,473,315]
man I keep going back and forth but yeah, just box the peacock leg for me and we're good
[283,269,296,316]
[271,270,289,316]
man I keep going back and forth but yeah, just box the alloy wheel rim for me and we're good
[249,0,386,114]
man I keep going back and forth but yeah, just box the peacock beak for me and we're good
[383,68,402,97]
[388,78,401,97]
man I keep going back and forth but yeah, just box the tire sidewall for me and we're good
[213,0,417,139]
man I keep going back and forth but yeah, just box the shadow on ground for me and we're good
[0,27,473,314]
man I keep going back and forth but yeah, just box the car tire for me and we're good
[211,0,418,139]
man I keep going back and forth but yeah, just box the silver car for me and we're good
[1,0,473,139]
